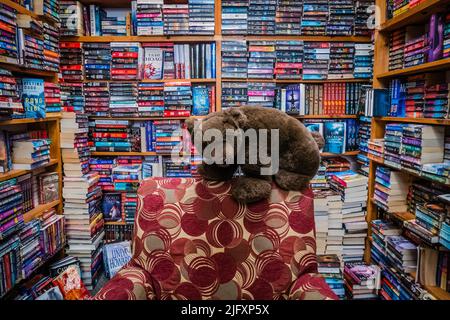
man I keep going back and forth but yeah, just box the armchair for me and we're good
[94,178,337,300]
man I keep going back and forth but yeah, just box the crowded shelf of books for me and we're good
[0,0,448,302]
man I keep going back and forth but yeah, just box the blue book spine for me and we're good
[211,43,216,78]
[145,121,154,152]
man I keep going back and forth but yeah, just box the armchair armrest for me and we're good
[288,273,339,300]
[93,262,160,300]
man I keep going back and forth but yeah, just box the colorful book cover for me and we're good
[285,84,300,115]
[103,241,132,279]
[143,47,163,80]
[52,265,90,300]
[102,193,122,221]
[21,78,46,119]
[323,121,346,154]
[192,86,210,116]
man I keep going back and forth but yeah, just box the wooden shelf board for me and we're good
[82,78,216,83]
[321,151,359,157]
[221,78,370,83]
[423,284,450,300]
[377,58,450,79]
[380,0,450,32]
[0,159,59,182]
[221,35,372,42]
[90,116,205,121]
[295,115,359,119]
[2,0,38,18]
[23,199,60,222]
[0,62,58,77]
[92,151,358,157]
[374,117,450,126]
[105,221,129,225]
[63,36,217,42]
[371,199,416,221]
[0,113,62,126]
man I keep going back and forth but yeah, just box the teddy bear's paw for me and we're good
[274,169,311,191]
[231,177,272,203]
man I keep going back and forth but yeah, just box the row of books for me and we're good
[387,0,426,18]
[222,0,374,36]
[222,41,373,80]
[388,13,449,71]
[388,73,449,119]
[356,115,372,176]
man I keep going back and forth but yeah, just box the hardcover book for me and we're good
[102,241,132,279]
[323,121,346,154]
[21,78,46,118]
[143,47,164,80]
[102,193,122,221]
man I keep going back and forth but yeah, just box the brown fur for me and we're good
[186,107,322,203]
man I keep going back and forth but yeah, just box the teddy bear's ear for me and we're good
[310,131,325,150]
[224,108,248,129]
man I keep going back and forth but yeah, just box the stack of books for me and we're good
[445,13,450,59]
[247,82,276,108]
[90,120,134,152]
[247,41,276,79]
[354,43,373,79]
[163,82,192,117]
[404,33,426,68]
[0,178,24,241]
[404,75,425,118]
[61,82,84,113]
[109,82,139,117]
[438,194,450,248]
[142,155,163,178]
[329,170,369,263]
[89,157,115,191]
[357,116,372,176]
[317,254,345,299]
[137,82,165,117]
[221,41,248,79]
[112,164,142,192]
[0,236,21,297]
[344,262,380,300]
[19,219,42,279]
[0,68,23,120]
[153,120,183,154]
[18,32,45,70]
[163,1,189,35]
[100,9,127,36]
[424,82,449,119]
[111,42,142,80]
[11,138,51,170]
[400,124,445,173]
[385,235,417,274]
[248,0,276,35]
[313,190,331,254]
[41,0,60,23]
[59,1,84,36]
[60,113,90,179]
[63,172,104,291]
[383,123,404,168]
[389,29,406,71]
[0,3,18,65]
[188,0,214,35]
[354,0,374,36]
[221,0,248,35]
[39,209,65,260]
[414,203,447,241]
[83,43,111,80]
[60,42,83,81]
[302,42,330,80]
[163,157,192,177]
[274,41,303,80]
[44,82,61,113]
[135,0,164,36]
[42,23,60,72]
[391,0,410,17]
[327,0,354,36]
[174,43,216,79]
[374,166,410,213]
[370,220,402,269]
[275,0,302,35]
[221,82,248,108]
[84,82,109,116]
[301,0,329,35]
[328,43,354,80]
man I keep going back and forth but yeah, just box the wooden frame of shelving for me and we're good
[366,0,450,300]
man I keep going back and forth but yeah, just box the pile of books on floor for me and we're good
[109,82,139,117]
[317,254,345,299]
[11,136,51,170]
[0,3,18,65]
[111,42,141,80]
[63,172,104,291]
[313,190,332,255]
[42,23,60,72]
[189,0,214,34]
[44,82,62,113]
[329,170,368,263]
[221,41,248,78]
[60,42,84,81]
[83,43,111,80]
[344,262,380,300]
[389,29,406,71]
[221,0,248,35]
[374,166,410,213]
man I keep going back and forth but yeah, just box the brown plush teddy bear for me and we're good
[186,107,324,203]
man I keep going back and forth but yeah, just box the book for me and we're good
[21,78,46,119]
[102,241,132,279]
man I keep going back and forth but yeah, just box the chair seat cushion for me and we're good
[131,178,318,300]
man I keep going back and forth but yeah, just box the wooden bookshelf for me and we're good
[321,151,360,157]
[0,113,62,125]
[221,78,371,83]
[423,285,450,300]
[1,0,38,18]
[375,117,450,126]
[376,58,450,80]
[0,62,59,78]
[295,115,359,119]
[0,159,59,182]
[23,199,61,223]
[380,0,450,32]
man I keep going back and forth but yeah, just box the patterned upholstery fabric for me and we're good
[94,178,337,300]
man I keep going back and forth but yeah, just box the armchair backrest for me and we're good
[131,177,318,300]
